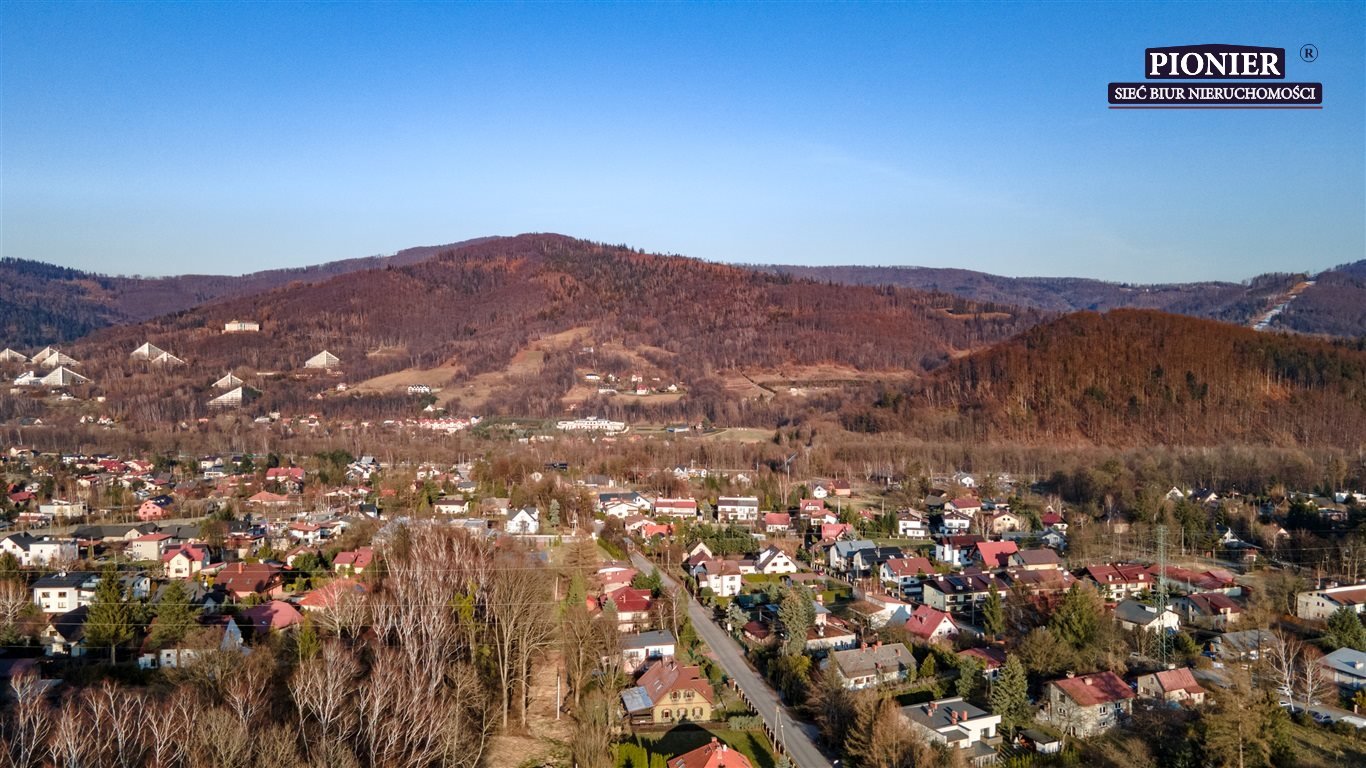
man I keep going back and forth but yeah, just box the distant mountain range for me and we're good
[3,235,1363,447]
[0,239,490,347]
[753,261,1366,337]
[4,240,1360,350]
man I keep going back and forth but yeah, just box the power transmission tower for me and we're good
[1156,524,1169,668]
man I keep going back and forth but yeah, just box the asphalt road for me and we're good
[630,551,834,768]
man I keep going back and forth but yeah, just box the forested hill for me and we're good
[0,239,489,346]
[756,262,1366,338]
[37,234,1045,426]
[861,309,1366,447]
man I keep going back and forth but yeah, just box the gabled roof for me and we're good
[213,373,244,390]
[666,739,753,768]
[975,540,1018,569]
[241,600,303,633]
[883,556,936,578]
[1150,667,1205,695]
[1050,671,1135,707]
[904,605,955,640]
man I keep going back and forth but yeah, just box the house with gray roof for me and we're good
[825,642,915,689]
[1320,648,1366,690]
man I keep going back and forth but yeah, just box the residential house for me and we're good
[1136,667,1207,705]
[622,630,677,673]
[38,499,87,519]
[1208,628,1275,663]
[829,480,852,497]
[1296,584,1366,621]
[805,604,859,653]
[44,606,89,657]
[693,559,743,598]
[717,497,759,524]
[1082,563,1154,602]
[988,511,1025,535]
[1039,671,1135,738]
[599,492,651,518]
[948,497,982,516]
[825,642,916,689]
[881,556,937,598]
[1319,648,1366,691]
[1010,549,1061,571]
[654,498,699,519]
[665,738,751,768]
[903,604,959,644]
[762,512,792,535]
[975,541,1019,570]
[128,532,173,562]
[940,511,974,535]
[33,572,96,613]
[921,572,1006,619]
[139,615,246,669]
[433,497,470,515]
[934,535,984,568]
[755,546,798,575]
[1175,592,1244,630]
[162,545,211,579]
[902,697,1001,767]
[1113,599,1180,634]
[820,523,854,542]
[136,497,173,522]
[621,659,715,725]
[602,586,654,632]
[333,546,374,575]
[298,579,366,612]
[828,539,876,574]
[898,510,929,539]
[505,507,540,534]
[851,546,906,578]
[241,600,304,636]
[957,647,1008,682]
[214,562,283,601]
[1,533,77,566]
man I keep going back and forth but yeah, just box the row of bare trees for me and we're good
[1,523,581,768]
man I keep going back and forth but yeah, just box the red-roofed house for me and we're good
[903,604,959,644]
[948,497,982,516]
[622,658,716,726]
[1041,671,1135,737]
[298,578,366,611]
[1176,592,1244,630]
[820,523,854,542]
[762,512,792,534]
[241,600,304,634]
[1082,563,1153,602]
[974,540,1019,569]
[333,546,374,575]
[1136,667,1206,705]
[214,562,284,600]
[162,545,211,579]
[249,491,292,507]
[603,586,653,631]
[880,556,936,598]
[957,646,1008,680]
[265,467,305,486]
[666,738,751,768]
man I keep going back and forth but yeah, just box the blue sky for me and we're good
[2,1,1362,282]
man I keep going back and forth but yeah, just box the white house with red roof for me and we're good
[762,512,792,535]
[904,604,959,643]
[333,546,374,575]
[947,497,982,516]
[653,497,699,518]
[162,545,211,579]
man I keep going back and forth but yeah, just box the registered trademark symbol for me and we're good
[1300,44,1318,63]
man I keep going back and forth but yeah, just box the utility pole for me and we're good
[1156,524,1169,669]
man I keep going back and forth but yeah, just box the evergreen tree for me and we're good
[990,656,1032,734]
[778,586,815,656]
[1324,606,1366,651]
[956,656,984,700]
[85,565,133,663]
[919,653,937,679]
[150,579,200,664]
[983,585,1005,638]
[1050,583,1103,650]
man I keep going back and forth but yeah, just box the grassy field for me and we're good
[621,725,777,768]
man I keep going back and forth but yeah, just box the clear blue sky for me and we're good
[2,1,1362,282]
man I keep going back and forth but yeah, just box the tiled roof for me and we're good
[1051,671,1134,707]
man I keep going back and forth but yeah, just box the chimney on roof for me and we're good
[1065,671,1075,679]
